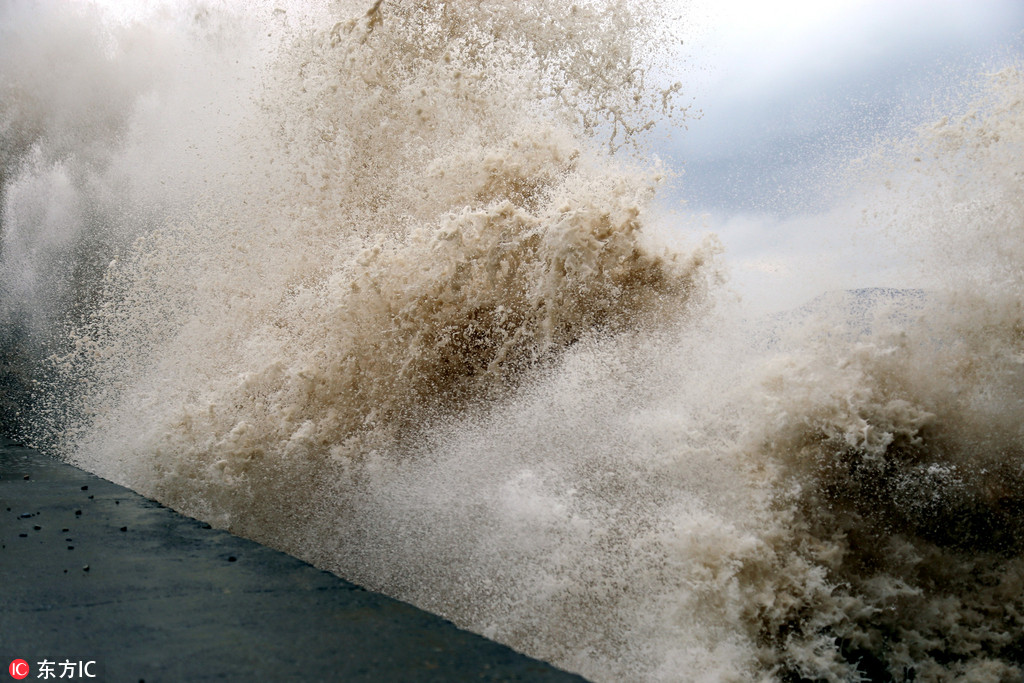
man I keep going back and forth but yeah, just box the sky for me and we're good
[660,0,1024,311]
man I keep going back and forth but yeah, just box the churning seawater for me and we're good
[2,2,1023,680]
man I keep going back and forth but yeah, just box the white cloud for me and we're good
[664,0,1024,215]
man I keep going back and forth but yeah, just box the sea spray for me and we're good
[3,1,1024,681]
[728,67,1024,680]
[0,0,267,429]
[40,0,713,503]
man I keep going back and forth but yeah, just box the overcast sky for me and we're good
[659,0,1024,311]
[669,0,1024,212]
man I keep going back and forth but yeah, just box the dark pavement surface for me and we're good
[0,438,587,682]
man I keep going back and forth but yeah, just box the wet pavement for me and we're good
[0,438,587,682]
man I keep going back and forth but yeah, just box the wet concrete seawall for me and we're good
[0,438,588,682]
